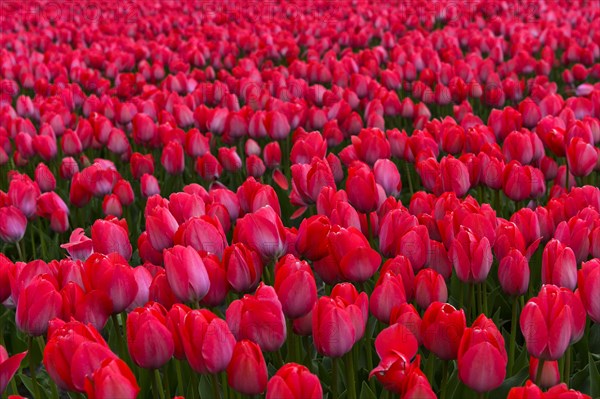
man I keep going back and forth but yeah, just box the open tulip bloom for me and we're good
[1,1,600,398]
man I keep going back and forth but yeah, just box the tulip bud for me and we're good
[421,302,466,360]
[274,255,317,319]
[266,363,323,399]
[16,275,62,336]
[127,303,174,369]
[529,357,560,389]
[414,268,448,310]
[163,245,210,303]
[227,340,268,395]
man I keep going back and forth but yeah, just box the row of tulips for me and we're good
[1,0,600,398]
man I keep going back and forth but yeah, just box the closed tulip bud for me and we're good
[578,259,600,323]
[16,275,62,336]
[414,269,448,310]
[541,239,577,290]
[263,142,282,168]
[83,358,140,399]
[290,132,327,165]
[223,242,263,293]
[145,205,179,252]
[227,340,268,395]
[181,309,235,373]
[290,158,336,206]
[520,285,573,360]
[327,225,381,283]
[91,217,132,260]
[502,161,546,202]
[84,253,137,314]
[529,357,560,389]
[195,153,222,181]
[174,215,228,258]
[233,206,287,261]
[218,147,243,172]
[498,249,530,296]
[440,155,471,197]
[200,254,229,307]
[102,194,122,218]
[160,141,185,175]
[8,175,40,219]
[266,363,323,399]
[450,227,493,283]
[421,302,466,360]
[130,153,154,180]
[274,255,317,319]
[374,159,401,197]
[163,245,210,303]
[295,215,331,261]
[346,163,379,213]
[370,271,407,324]
[0,206,27,243]
[126,303,174,369]
[312,296,356,357]
[567,137,598,177]
[227,283,286,352]
[34,163,56,192]
[246,155,266,178]
[140,173,160,198]
[458,315,507,393]
[59,157,79,180]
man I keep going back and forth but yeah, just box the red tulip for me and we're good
[578,259,600,323]
[0,345,27,394]
[161,141,185,175]
[266,363,323,399]
[140,173,160,198]
[290,132,327,165]
[181,309,235,373]
[83,253,137,314]
[440,155,471,197]
[566,137,598,177]
[16,275,62,336]
[520,285,573,360]
[163,245,210,303]
[327,225,381,283]
[529,357,560,389]
[311,296,356,358]
[290,158,336,207]
[374,159,401,197]
[351,128,391,165]
[91,217,132,260]
[502,161,546,202]
[421,302,466,360]
[507,380,543,399]
[369,271,407,324]
[227,340,268,395]
[457,315,507,393]
[127,303,174,369]
[83,358,140,399]
[274,255,317,319]
[226,283,286,352]
[450,227,493,283]
[233,206,287,260]
[498,249,530,296]
[130,153,154,180]
[295,215,332,261]
[0,206,27,243]
[379,209,430,272]
[543,383,592,399]
[389,304,422,345]
[414,268,447,310]
[541,239,577,290]
[223,242,263,293]
[346,162,380,213]
[145,204,179,252]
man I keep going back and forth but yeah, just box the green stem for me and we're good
[111,314,128,361]
[175,359,184,395]
[535,359,545,386]
[153,369,166,399]
[477,283,483,316]
[440,360,449,399]
[221,372,229,399]
[363,334,376,391]
[564,346,571,385]
[164,365,171,399]
[469,283,476,322]
[211,373,221,399]
[345,351,357,399]
[28,336,41,399]
[332,357,339,399]
[15,240,24,261]
[507,298,519,376]
[404,162,414,196]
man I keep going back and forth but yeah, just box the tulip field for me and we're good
[2,0,600,398]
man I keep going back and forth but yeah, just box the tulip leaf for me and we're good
[359,381,377,399]
[489,365,528,399]
[590,352,600,398]
[20,374,48,399]
[589,323,600,355]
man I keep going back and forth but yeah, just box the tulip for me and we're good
[379,209,430,272]
[181,309,235,373]
[140,173,160,197]
[529,357,560,389]
[163,245,210,303]
[541,239,577,290]
[113,180,135,206]
[498,249,530,296]
[145,204,179,252]
[369,271,407,324]
[227,340,268,395]
[290,158,336,206]
[389,304,422,345]
[520,285,572,360]
[91,217,132,260]
[0,206,27,244]
[199,254,229,307]
[421,302,466,360]
[34,163,56,192]
[274,255,317,319]
[450,227,493,283]
[223,242,263,293]
[312,296,356,358]
[295,215,332,261]
[346,162,379,213]
[233,206,287,260]
[578,259,600,323]
[543,383,592,398]
[130,153,154,180]
[327,225,381,283]
[0,346,27,394]
[502,161,546,202]
[83,358,140,399]
[414,268,448,310]
[226,283,286,352]
[266,363,323,399]
[457,315,507,393]
[16,275,62,336]
[374,159,401,197]
[83,253,137,314]
[507,380,543,399]
[127,303,174,369]
[566,137,598,177]
[440,155,471,197]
